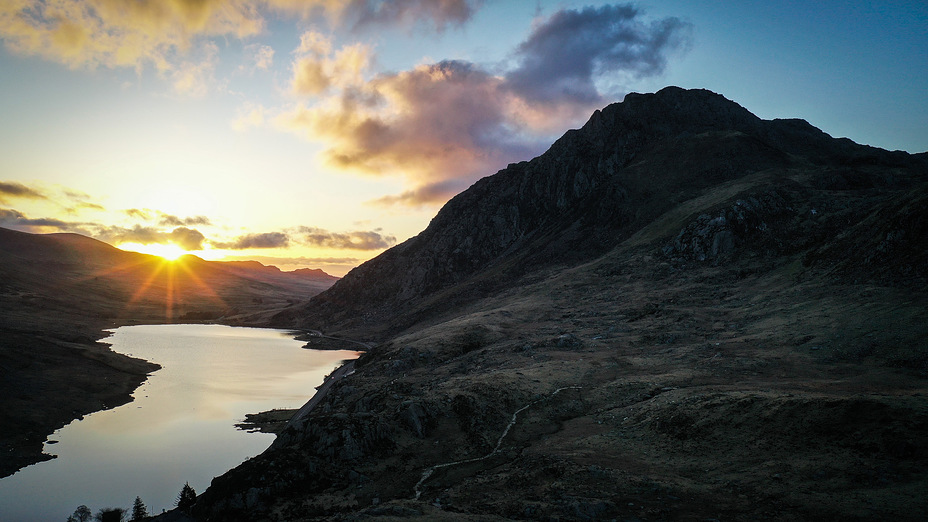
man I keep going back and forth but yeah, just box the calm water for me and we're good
[0,324,359,521]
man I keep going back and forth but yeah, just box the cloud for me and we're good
[0,0,479,72]
[0,0,262,71]
[167,226,207,250]
[214,231,290,249]
[0,181,46,203]
[504,5,691,106]
[297,226,396,250]
[277,59,535,183]
[0,206,212,252]
[68,201,105,212]
[276,4,691,208]
[95,224,206,250]
[157,213,212,227]
[367,178,473,208]
[0,208,78,229]
[271,0,480,33]
[290,31,371,96]
[171,41,219,97]
[124,208,151,219]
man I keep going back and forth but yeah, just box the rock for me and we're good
[556,333,584,349]
[398,400,432,438]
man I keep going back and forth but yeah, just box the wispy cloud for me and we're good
[297,226,396,250]
[0,208,79,229]
[367,179,474,208]
[0,181,47,203]
[157,212,212,227]
[339,0,480,32]
[241,42,274,73]
[170,41,220,97]
[214,231,290,250]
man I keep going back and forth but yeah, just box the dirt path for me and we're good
[414,385,583,500]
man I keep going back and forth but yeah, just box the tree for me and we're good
[72,505,92,522]
[176,482,197,513]
[130,496,148,521]
[94,507,125,522]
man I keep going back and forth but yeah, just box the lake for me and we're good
[0,324,360,521]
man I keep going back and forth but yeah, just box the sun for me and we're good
[118,242,189,261]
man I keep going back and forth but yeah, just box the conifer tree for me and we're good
[130,496,148,521]
[176,482,197,513]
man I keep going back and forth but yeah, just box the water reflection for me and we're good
[0,324,359,521]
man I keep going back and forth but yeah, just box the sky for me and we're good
[1,1,925,276]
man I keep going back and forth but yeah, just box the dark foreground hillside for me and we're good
[0,229,337,478]
[192,87,928,520]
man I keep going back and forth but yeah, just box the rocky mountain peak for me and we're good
[278,87,925,335]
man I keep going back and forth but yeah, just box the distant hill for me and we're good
[0,227,337,326]
[200,87,928,521]
[0,227,337,477]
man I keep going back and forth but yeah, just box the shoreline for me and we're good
[0,324,357,479]
[0,328,160,479]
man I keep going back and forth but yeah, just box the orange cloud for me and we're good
[0,0,263,71]
[278,60,532,182]
[290,31,371,96]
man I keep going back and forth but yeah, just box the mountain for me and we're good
[279,87,925,336]
[0,228,338,477]
[197,87,928,521]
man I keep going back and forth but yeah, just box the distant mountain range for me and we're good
[196,87,928,520]
[0,227,337,326]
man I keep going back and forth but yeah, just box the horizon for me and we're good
[1,1,926,277]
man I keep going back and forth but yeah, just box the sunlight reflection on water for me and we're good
[0,324,359,521]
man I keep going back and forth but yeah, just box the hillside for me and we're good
[196,87,928,520]
[0,228,338,477]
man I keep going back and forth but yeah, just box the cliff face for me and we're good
[282,86,923,335]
